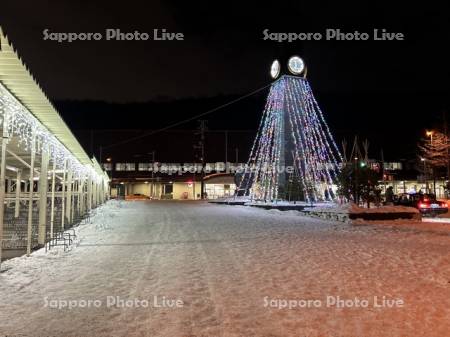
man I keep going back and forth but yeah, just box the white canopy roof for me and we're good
[0,26,92,166]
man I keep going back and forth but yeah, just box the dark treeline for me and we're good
[55,90,448,162]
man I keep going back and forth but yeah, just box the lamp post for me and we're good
[426,130,434,144]
[421,157,428,193]
[151,151,155,199]
[354,156,359,204]
[426,130,436,195]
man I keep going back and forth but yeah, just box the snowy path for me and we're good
[1,200,450,337]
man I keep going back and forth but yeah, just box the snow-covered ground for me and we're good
[1,200,450,337]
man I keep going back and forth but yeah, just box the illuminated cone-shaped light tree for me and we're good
[238,56,342,202]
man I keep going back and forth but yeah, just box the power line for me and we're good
[102,83,271,150]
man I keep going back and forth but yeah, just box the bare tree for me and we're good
[418,130,450,168]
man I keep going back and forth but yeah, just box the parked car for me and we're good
[394,193,448,216]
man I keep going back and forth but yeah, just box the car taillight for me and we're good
[419,203,428,208]
[443,203,448,208]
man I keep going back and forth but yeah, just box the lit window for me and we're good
[116,163,136,171]
[125,163,136,171]
[384,162,402,171]
[138,163,151,171]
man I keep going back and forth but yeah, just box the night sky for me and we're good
[0,2,448,161]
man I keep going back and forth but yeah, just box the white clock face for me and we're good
[270,60,280,79]
[287,56,305,75]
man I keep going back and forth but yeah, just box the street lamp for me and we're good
[353,157,359,204]
[421,157,428,193]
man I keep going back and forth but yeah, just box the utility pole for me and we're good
[195,120,207,199]
[151,151,155,199]
[200,120,207,199]
[354,156,359,205]
[193,121,208,199]
[225,130,228,165]
[381,149,386,196]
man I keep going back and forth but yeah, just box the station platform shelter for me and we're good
[0,27,109,263]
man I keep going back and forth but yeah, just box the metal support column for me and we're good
[38,150,49,245]
[78,178,83,216]
[0,112,9,267]
[93,179,97,208]
[66,169,72,224]
[87,177,92,211]
[14,169,21,218]
[49,157,56,239]
[61,160,66,231]
[26,133,36,256]
[70,178,76,222]
[6,178,12,206]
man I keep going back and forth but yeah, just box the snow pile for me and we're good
[348,204,419,214]
[220,196,250,202]
[303,203,348,213]
[301,203,421,223]
[304,203,419,214]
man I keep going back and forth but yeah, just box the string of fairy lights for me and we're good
[238,58,341,203]
[0,83,102,182]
